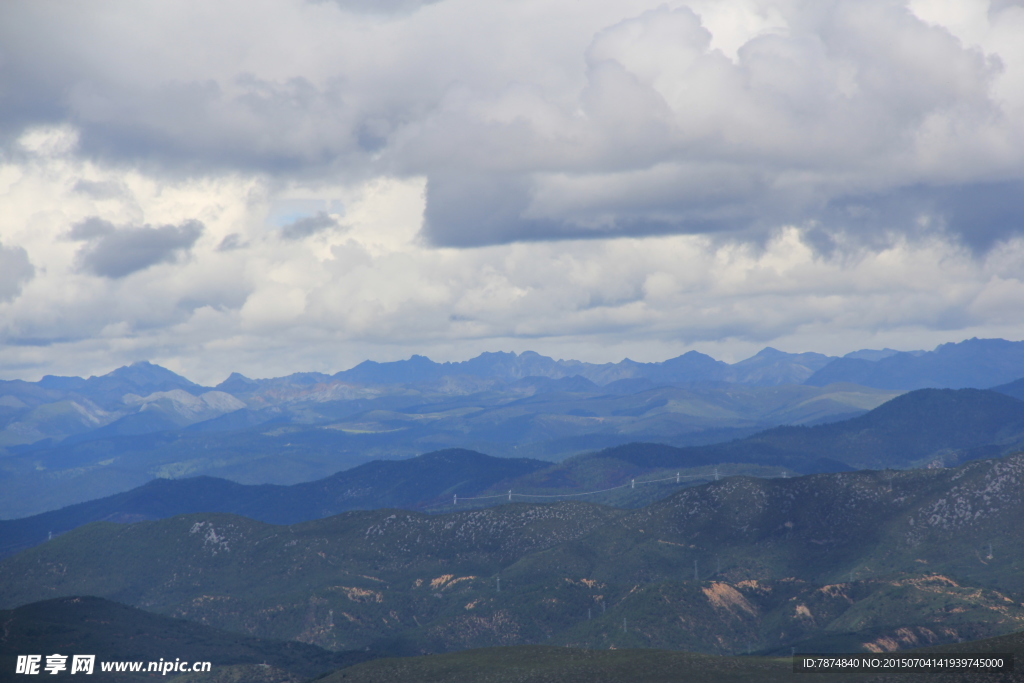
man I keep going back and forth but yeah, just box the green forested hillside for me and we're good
[0,596,374,683]
[4,453,1024,658]
[0,449,549,557]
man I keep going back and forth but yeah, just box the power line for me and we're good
[434,472,715,506]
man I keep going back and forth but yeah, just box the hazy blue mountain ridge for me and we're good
[0,381,900,519]
[992,376,1024,402]
[4,336,1024,521]
[328,348,834,388]
[6,388,1024,558]
[6,337,1024,453]
[39,361,209,408]
[681,387,1024,471]
[0,362,241,447]
[482,388,1024,498]
[0,449,550,558]
[806,337,1024,389]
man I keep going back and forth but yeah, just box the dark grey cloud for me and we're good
[65,76,359,174]
[68,217,116,240]
[0,243,35,302]
[818,181,1024,255]
[217,233,245,251]
[425,173,1024,253]
[423,173,553,246]
[936,182,1024,253]
[2,0,1022,256]
[421,163,791,247]
[0,7,71,149]
[69,218,203,278]
[280,212,340,240]
[72,179,128,200]
[990,0,1024,16]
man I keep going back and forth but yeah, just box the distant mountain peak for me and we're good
[843,348,903,361]
[218,371,256,384]
[99,361,197,384]
[936,337,1012,352]
[809,338,1024,390]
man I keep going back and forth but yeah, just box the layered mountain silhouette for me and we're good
[6,337,1024,521]
[6,337,1024,453]
[6,388,1024,558]
[806,337,1024,390]
[669,387,1024,471]
[0,449,549,557]
[7,338,1024,678]
[0,381,901,519]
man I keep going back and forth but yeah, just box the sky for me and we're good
[1,0,1024,384]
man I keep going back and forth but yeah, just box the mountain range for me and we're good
[7,334,1024,521]
[5,449,1024,658]
[8,336,1024,680]
[805,338,1024,390]
[0,449,548,558]
[0,380,903,519]
[7,337,1024,451]
[7,387,1024,557]
[318,338,1024,392]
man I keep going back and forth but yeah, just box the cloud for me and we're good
[411,2,1018,248]
[2,0,1024,382]
[819,180,1024,254]
[72,178,128,200]
[217,233,246,251]
[69,218,204,278]
[2,146,1024,384]
[0,243,34,302]
[1,0,1021,251]
[280,211,340,240]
